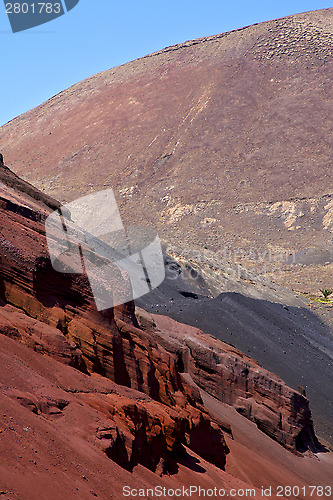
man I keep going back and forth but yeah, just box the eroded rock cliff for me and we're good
[0,157,229,472]
[136,309,321,453]
[0,156,323,474]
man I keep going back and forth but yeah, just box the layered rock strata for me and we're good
[136,308,321,453]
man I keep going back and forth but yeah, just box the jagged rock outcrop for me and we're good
[136,308,322,453]
[84,391,228,473]
[0,302,87,371]
[0,157,229,471]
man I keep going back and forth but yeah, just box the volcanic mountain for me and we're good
[0,9,333,497]
[1,8,332,295]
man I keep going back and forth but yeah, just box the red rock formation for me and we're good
[0,158,322,454]
[5,332,322,500]
[0,159,332,499]
[136,308,321,453]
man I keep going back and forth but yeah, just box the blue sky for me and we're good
[0,0,331,127]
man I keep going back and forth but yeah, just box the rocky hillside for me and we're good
[0,9,332,293]
[135,242,333,446]
[0,159,332,498]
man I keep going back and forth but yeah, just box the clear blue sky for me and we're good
[0,1,331,127]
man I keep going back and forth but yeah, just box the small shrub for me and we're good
[319,289,333,300]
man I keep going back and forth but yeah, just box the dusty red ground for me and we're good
[1,334,332,500]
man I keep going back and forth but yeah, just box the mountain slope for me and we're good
[1,9,332,292]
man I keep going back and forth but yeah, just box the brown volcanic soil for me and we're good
[0,9,333,292]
